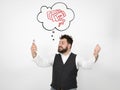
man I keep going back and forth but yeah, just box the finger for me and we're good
[96,44,100,49]
[31,48,37,54]
[94,45,100,52]
[31,39,37,51]
[95,46,101,53]
[31,44,37,50]
[31,46,37,51]
[31,46,37,49]
[96,44,99,48]
[32,40,37,47]
[97,45,101,51]
[32,44,37,48]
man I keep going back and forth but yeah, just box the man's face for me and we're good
[58,38,70,53]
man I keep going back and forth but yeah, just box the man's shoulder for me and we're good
[71,52,77,56]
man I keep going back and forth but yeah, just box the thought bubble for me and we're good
[37,2,75,31]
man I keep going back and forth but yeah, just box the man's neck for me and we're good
[62,50,71,56]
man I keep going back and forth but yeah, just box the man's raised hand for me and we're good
[94,44,101,61]
[31,40,37,58]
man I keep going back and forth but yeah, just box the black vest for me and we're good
[51,53,78,90]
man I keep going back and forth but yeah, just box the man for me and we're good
[31,34,101,90]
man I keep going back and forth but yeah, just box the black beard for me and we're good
[58,46,68,54]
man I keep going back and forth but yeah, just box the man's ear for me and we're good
[68,44,72,49]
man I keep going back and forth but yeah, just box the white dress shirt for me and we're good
[33,51,96,69]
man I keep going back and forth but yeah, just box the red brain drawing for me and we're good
[47,9,66,27]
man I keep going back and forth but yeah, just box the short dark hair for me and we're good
[60,34,73,45]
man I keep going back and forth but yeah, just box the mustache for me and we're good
[58,46,63,48]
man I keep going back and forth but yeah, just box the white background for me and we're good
[0,0,120,90]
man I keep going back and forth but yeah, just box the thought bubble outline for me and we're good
[37,2,75,31]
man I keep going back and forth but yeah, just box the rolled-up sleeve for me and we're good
[33,51,55,67]
[76,54,96,69]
